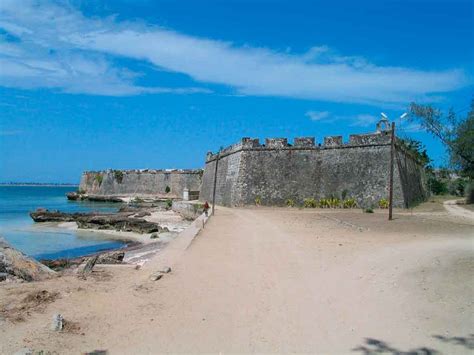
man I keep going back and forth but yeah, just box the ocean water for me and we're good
[0,186,126,260]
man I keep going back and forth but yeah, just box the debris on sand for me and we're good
[1,290,60,322]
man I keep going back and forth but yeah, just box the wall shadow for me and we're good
[353,334,474,354]
[352,338,439,354]
[432,334,474,350]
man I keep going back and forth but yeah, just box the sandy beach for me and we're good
[1,202,473,354]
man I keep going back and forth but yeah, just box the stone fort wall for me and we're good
[200,131,427,208]
[79,169,203,198]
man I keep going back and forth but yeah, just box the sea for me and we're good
[0,185,127,260]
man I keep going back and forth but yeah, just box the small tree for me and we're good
[408,100,474,178]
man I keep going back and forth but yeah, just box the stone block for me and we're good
[324,136,343,147]
[349,132,391,146]
[294,137,315,147]
[265,138,288,148]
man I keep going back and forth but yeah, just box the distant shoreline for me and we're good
[0,183,79,187]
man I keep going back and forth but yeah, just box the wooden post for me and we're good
[211,152,220,216]
[388,122,396,221]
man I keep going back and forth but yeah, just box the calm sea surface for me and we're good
[0,186,126,260]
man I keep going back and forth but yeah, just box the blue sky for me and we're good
[0,0,473,183]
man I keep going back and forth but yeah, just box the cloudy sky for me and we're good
[0,0,472,182]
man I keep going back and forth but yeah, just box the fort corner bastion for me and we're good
[200,124,428,208]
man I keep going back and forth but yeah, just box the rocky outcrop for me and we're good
[30,209,163,234]
[0,237,56,281]
[66,192,123,202]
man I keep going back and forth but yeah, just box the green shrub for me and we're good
[166,199,173,209]
[318,198,327,208]
[303,198,317,208]
[328,198,341,208]
[448,178,468,196]
[342,198,357,208]
[165,185,171,193]
[428,176,448,195]
[255,196,262,206]
[466,181,474,204]
[364,207,374,213]
[113,170,124,184]
[94,174,103,186]
[378,198,389,209]
[286,199,295,207]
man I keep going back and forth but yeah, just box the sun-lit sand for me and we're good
[1,202,473,354]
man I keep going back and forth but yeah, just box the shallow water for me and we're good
[0,186,126,259]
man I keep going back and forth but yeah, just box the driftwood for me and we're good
[80,255,99,277]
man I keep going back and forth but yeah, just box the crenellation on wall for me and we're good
[349,131,391,146]
[294,137,315,147]
[241,137,260,148]
[323,136,343,147]
[265,138,288,148]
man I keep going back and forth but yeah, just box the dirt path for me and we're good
[1,208,473,354]
[444,199,474,221]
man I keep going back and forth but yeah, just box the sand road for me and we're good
[1,207,473,354]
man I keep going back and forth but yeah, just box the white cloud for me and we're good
[305,110,330,121]
[0,0,469,102]
[350,114,379,127]
[306,112,382,128]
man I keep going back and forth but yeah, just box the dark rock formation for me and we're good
[66,192,123,202]
[30,210,83,222]
[30,209,162,234]
[75,214,161,233]
[66,192,85,201]
[96,250,125,264]
[0,237,55,281]
[87,195,124,203]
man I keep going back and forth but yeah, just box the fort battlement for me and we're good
[206,131,392,162]
[200,123,427,208]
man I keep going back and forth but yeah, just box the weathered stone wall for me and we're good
[79,169,203,198]
[395,145,429,207]
[200,131,427,208]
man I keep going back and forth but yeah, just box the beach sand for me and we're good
[1,204,473,354]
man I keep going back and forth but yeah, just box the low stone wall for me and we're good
[79,169,203,198]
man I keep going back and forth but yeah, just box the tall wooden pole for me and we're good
[388,122,396,221]
[211,152,220,216]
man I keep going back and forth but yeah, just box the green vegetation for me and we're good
[303,198,317,208]
[286,199,295,207]
[166,199,173,209]
[409,99,473,204]
[165,185,171,193]
[113,170,124,184]
[409,99,473,179]
[364,207,374,213]
[378,198,389,209]
[342,198,357,208]
[255,196,262,206]
[94,174,103,186]
[466,182,474,204]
